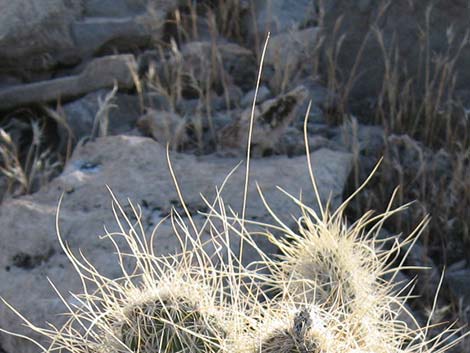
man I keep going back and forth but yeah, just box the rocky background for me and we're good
[0,1,469,352]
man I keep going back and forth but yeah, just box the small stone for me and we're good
[137,109,189,149]
[240,85,271,108]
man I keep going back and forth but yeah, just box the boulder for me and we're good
[0,0,178,76]
[0,0,82,73]
[71,17,153,58]
[58,89,142,148]
[0,135,352,353]
[0,55,137,111]
[321,0,470,105]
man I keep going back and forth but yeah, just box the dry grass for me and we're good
[0,115,62,199]
[311,2,470,344]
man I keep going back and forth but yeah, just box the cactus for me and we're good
[114,288,225,352]
[257,305,337,353]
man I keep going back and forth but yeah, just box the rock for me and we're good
[278,127,344,157]
[217,43,258,92]
[404,239,442,293]
[0,75,22,89]
[175,89,239,115]
[245,0,318,39]
[321,0,470,105]
[293,79,334,126]
[71,17,152,58]
[240,85,272,108]
[74,0,179,58]
[333,119,385,156]
[137,109,188,148]
[447,268,470,308]
[0,55,137,111]
[58,89,142,147]
[0,135,352,353]
[83,0,147,17]
[0,0,178,76]
[265,27,319,68]
[0,0,82,73]
[140,41,257,93]
[218,86,309,156]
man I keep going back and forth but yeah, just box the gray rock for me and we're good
[0,75,22,89]
[218,86,310,156]
[240,85,271,108]
[0,0,82,72]
[263,27,320,93]
[294,79,334,126]
[321,0,470,104]
[246,0,317,39]
[0,0,177,75]
[71,1,177,62]
[59,89,142,147]
[404,237,443,300]
[137,108,188,148]
[71,17,151,57]
[333,119,385,156]
[84,0,147,17]
[0,135,352,353]
[0,55,137,111]
[447,268,470,308]
[265,27,320,67]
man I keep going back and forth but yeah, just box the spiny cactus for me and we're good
[245,173,459,353]
[256,305,338,353]
[113,286,225,352]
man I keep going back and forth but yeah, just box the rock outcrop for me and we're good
[0,0,178,77]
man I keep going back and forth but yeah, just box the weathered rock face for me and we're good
[0,0,178,77]
[0,0,82,72]
[321,0,470,104]
[0,136,352,353]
